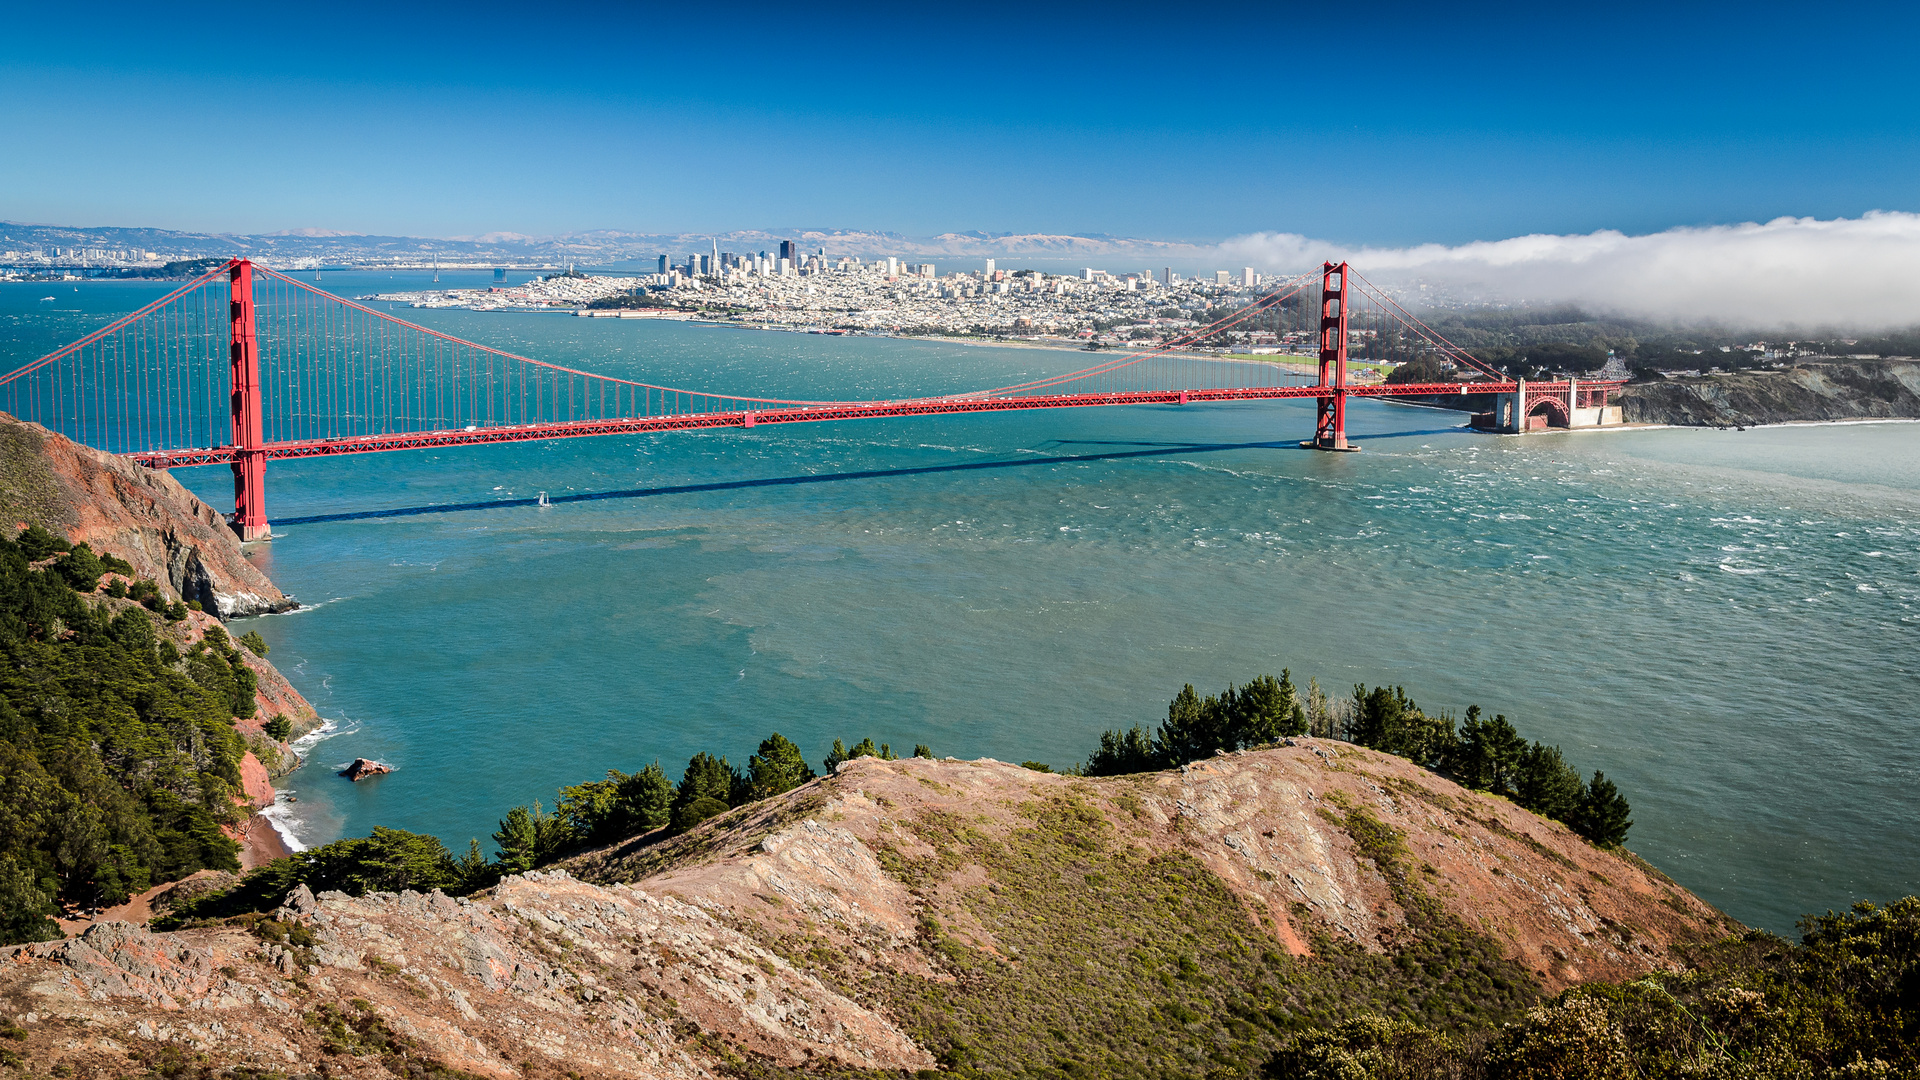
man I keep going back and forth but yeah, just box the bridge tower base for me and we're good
[1301,260,1360,452]
[228,260,270,542]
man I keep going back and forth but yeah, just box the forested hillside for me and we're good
[0,525,266,943]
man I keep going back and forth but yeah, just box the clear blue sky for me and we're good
[3,1,1915,246]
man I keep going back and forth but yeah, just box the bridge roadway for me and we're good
[126,381,1515,469]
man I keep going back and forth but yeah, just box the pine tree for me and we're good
[492,804,542,875]
[1084,724,1162,776]
[1275,669,1309,738]
[1574,771,1632,847]
[1232,673,1304,747]
[1454,710,1527,795]
[1514,743,1584,823]
[451,839,496,892]
[675,752,739,809]
[614,763,675,830]
[1155,684,1209,764]
[822,738,850,774]
[748,732,815,799]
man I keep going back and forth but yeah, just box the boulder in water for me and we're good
[339,758,392,782]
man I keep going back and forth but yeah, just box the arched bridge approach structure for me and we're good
[1,259,1621,540]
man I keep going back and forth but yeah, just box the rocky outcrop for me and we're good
[339,758,392,782]
[1620,359,1920,426]
[0,875,931,1078]
[575,748,1735,994]
[0,412,295,617]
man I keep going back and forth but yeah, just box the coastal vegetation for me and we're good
[1086,674,1632,847]
[1264,896,1920,1078]
[16,621,1919,1078]
[0,526,264,943]
[161,669,1631,934]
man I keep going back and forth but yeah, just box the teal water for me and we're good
[5,276,1917,935]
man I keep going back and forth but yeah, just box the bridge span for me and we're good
[3,259,1621,541]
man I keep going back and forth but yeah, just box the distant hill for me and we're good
[0,219,1208,267]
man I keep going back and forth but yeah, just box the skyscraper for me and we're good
[658,255,669,274]
[779,240,797,265]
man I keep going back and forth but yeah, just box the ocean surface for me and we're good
[4,273,1917,935]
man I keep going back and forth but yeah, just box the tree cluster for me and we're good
[0,527,262,944]
[158,729,921,928]
[1084,672,1310,776]
[1083,674,1630,848]
[1330,685,1629,847]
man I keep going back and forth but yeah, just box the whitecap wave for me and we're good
[258,791,309,853]
[290,715,354,752]
[1719,563,1768,575]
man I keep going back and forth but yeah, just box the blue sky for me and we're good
[3,1,1917,246]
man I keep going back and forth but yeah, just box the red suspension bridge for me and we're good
[2,259,1621,541]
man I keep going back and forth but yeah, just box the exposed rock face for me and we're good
[575,749,1734,994]
[0,749,1735,1076]
[0,412,295,617]
[0,875,931,1078]
[340,758,393,782]
[1620,359,1920,426]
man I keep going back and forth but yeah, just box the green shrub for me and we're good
[670,796,730,834]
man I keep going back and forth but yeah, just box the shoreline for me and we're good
[239,809,294,868]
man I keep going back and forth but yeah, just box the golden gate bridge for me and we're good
[1,259,1622,541]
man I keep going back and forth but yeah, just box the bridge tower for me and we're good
[1302,261,1358,451]
[228,260,270,541]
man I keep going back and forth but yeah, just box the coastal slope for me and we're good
[1619,359,1920,426]
[1,751,1734,1078]
[0,412,296,618]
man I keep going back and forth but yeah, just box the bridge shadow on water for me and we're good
[276,438,1312,526]
[274,424,1471,526]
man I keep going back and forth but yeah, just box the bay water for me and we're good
[4,274,1916,935]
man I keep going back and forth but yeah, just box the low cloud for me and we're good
[1218,212,1920,331]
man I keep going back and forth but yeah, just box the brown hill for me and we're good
[0,748,1733,1078]
[0,412,295,617]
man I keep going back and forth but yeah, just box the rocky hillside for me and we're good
[0,749,1735,1078]
[0,412,320,758]
[0,412,295,617]
[1619,359,1920,426]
